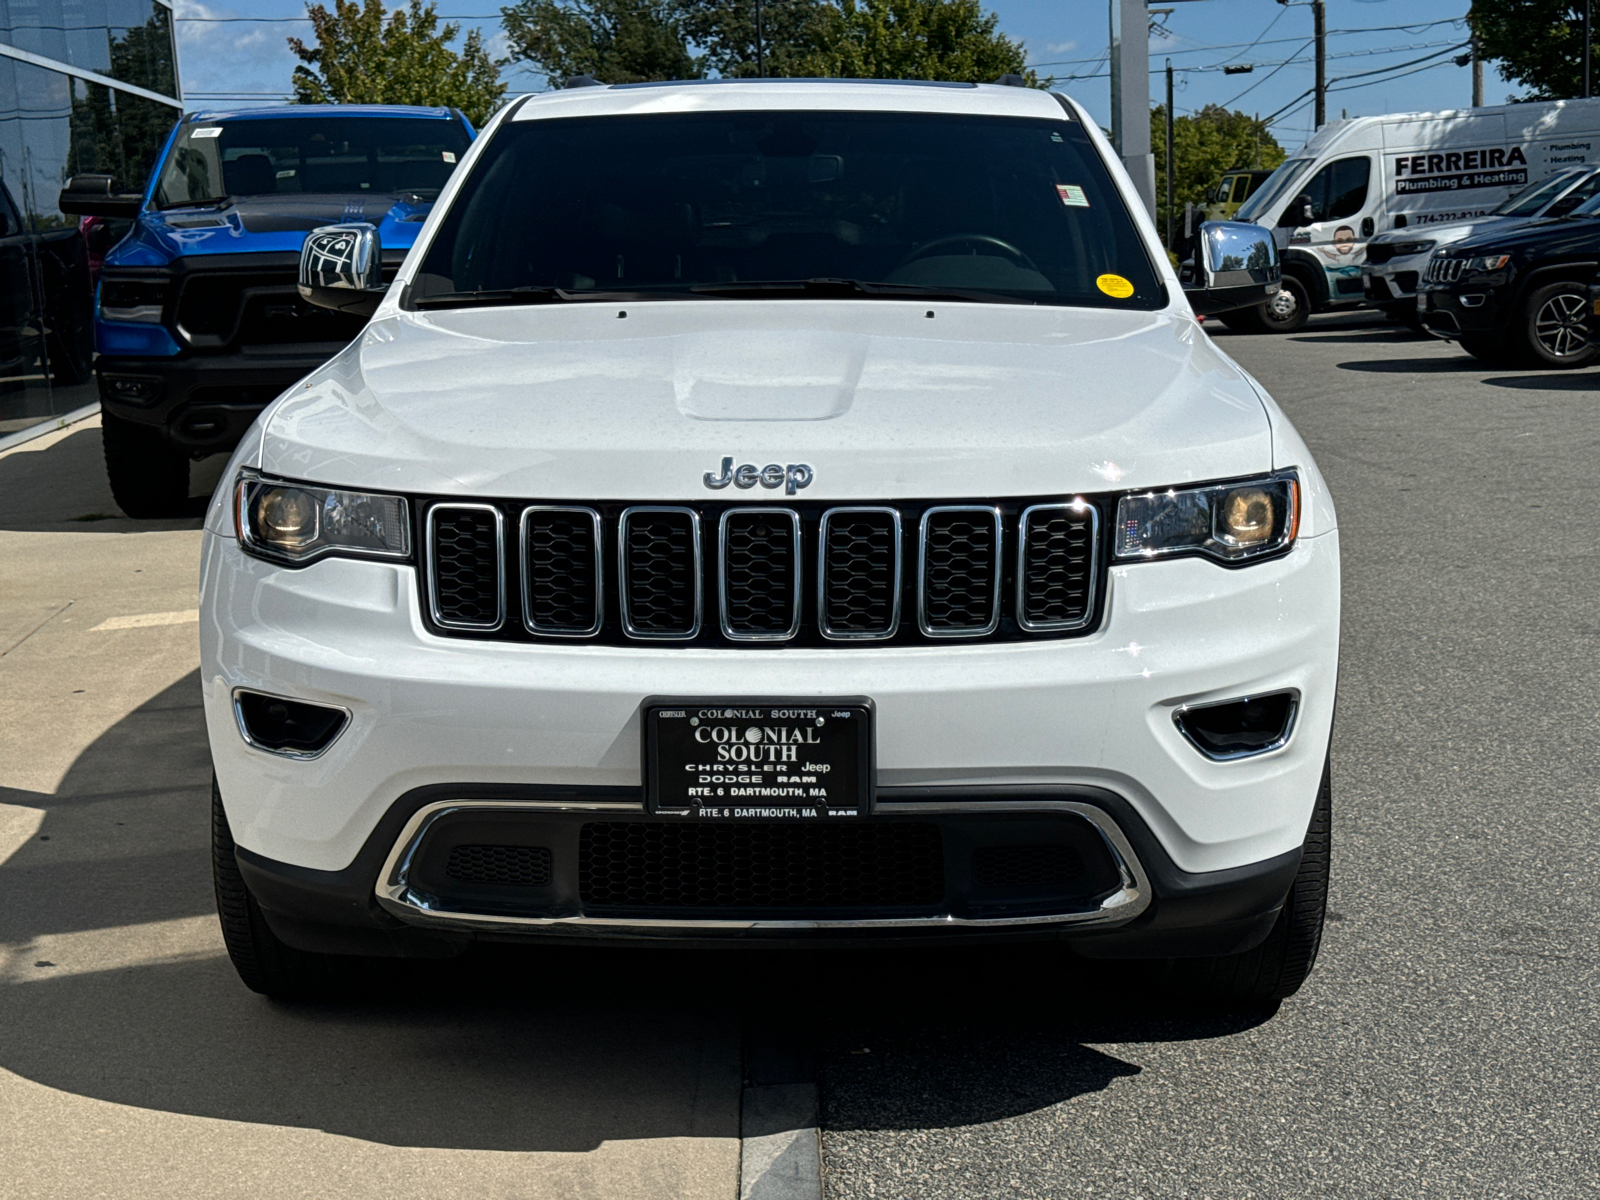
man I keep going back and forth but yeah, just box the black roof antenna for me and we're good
[564,74,605,89]
[992,73,1028,87]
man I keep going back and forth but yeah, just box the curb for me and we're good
[740,1082,822,1200]
[0,402,100,456]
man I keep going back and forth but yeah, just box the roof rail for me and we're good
[992,73,1028,87]
[564,74,606,89]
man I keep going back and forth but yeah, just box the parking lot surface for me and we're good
[2,315,1596,1198]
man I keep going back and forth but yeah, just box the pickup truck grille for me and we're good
[419,496,1105,647]
[174,268,369,351]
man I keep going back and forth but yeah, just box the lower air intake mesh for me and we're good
[578,821,944,909]
[444,844,553,886]
[971,843,1085,889]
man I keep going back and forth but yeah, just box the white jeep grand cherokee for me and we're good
[201,79,1339,1003]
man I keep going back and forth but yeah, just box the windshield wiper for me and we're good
[688,277,1038,304]
[410,286,686,310]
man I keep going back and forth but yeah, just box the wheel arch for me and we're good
[1280,249,1331,310]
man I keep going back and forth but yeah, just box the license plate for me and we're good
[644,699,873,818]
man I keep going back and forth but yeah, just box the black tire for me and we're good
[1459,332,1518,367]
[1149,757,1331,1008]
[101,411,190,518]
[1516,281,1599,369]
[1220,274,1312,334]
[212,776,357,1001]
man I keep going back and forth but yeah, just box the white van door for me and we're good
[1283,154,1376,306]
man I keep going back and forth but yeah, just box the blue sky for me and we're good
[175,0,1503,152]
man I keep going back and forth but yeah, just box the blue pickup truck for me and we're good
[58,104,474,517]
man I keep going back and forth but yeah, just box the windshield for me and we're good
[409,110,1165,309]
[1234,157,1313,223]
[1493,170,1584,216]
[154,116,471,209]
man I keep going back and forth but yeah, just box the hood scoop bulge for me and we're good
[672,330,865,421]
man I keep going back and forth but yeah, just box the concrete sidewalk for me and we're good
[0,420,741,1200]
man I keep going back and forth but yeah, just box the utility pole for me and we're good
[1109,0,1156,217]
[1472,34,1484,106]
[1165,59,1175,249]
[1586,0,1593,99]
[755,0,764,78]
[1278,0,1327,128]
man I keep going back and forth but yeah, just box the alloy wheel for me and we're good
[1533,292,1591,358]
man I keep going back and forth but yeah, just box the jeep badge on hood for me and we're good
[703,457,815,495]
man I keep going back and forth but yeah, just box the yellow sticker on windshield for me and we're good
[1097,274,1135,298]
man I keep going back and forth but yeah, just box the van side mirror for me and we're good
[298,222,386,317]
[1277,193,1316,228]
[1179,220,1282,316]
[1204,186,1218,204]
[58,174,143,218]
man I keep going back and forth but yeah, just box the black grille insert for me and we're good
[428,505,504,629]
[1018,503,1098,630]
[720,509,800,639]
[920,507,1001,635]
[578,821,945,910]
[522,507,601,635]
[820,508,900,638]
[620,508,700,638]
[972,843,1085,890]
[445,844,553,886]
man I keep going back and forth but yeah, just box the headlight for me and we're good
[99,278,168,323]
[1464,254,1511,272]
[235,473,410,564]
[1114,471,1300,564]
[1389,240,1435,256]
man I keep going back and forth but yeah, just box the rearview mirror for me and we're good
[298,222,386,317]
[1277,193,1316,229]
[1179,220,1281,316]
[58,174,143,218]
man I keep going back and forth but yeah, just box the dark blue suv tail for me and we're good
[59,104,474,517]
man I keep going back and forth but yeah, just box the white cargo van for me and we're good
[1224,96,1600,332]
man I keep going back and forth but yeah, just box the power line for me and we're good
[1218,40,1311,108]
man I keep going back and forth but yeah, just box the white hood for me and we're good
[258,300,1273,501]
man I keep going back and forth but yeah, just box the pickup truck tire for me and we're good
[1146,756,1330,1008]
[212,777,357,1001]
[102,412,190,518]
[1517,282,1599,369]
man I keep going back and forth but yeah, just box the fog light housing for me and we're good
[1173,690,1299,761]
[233,689,350,759]
[102,375,164,406]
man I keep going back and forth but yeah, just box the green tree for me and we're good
[1469,0,1597,100]
[677,0,826,79]
[501,0,702,85]
[791,0,1039,83]
[289,0,507,127]
[1152,103,1285,239]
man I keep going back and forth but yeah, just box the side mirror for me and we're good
[1277,193,1316,229]
[298,222,386,317]
[58,174,143,218]
[1179,220,1282,316]
[1204,186,1218,204]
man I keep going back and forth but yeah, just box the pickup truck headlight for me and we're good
[1114,471,1300,564]
[235,473,410,565]
[98,278,168,323]
[1463,254,1511,272]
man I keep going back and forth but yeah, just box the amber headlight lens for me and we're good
[1114,471,1299,564]
[235,473,409,564]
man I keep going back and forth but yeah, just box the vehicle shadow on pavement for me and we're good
[0,424,223,532]
[1480,371,1600,390]
[0,672,740,1152]
[1285,329,1432,345]
[1333,356,1489,373]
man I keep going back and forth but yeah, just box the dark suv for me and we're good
[60,104,473,517]
[1416,193,1600,369]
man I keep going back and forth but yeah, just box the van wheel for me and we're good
[1518,282,1598,368]
[212,776,359,1001]
[1221,276,1311,334]
[101,413,190,518]
[1145,756,1331,1008]
[1459,332,1517,367]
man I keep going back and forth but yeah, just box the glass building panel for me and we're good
[0,0,179,99]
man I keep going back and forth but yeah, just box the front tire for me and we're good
[1149,757,1331,1007]
[1220,274,1312,334]
[101,412,189,518]
[1517,282,1599,369]
[212,777,358,1001]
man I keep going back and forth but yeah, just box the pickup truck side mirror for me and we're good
[298,222,387,318]
[58,174,144,218]
[1179,220,1282,316]
[1277,193,1316,229]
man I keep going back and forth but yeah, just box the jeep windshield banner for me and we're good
[1393,147,1528,195]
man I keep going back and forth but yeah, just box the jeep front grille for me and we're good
[419,496,1106,647]
[1425,257,1465,284]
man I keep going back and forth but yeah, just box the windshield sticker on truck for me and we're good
[1393,147,1528,195]
[1056,184,1089,207]
[442,151,457,163]
[1096,273,1134,298]
[191,127,222,139]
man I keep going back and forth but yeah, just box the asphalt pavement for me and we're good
[2,314,1596,1198]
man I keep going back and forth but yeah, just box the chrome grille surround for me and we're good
[818,507,903,641]
[917,505,1004,638]
[426,502,506,631]
[519,505,603,637]
[718,507,803,642]
[1016,501,1100,632]
[1426,257,1464,284]
[617,506,703,641]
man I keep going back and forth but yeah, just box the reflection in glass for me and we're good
[0,1,178,99]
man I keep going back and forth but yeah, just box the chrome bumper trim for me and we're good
[373,798,1151,933]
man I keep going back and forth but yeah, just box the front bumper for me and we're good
[1361,258,1426,306]
[202,525,1339,943]
[1415,281,1510,339]
[97,346,344,453]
